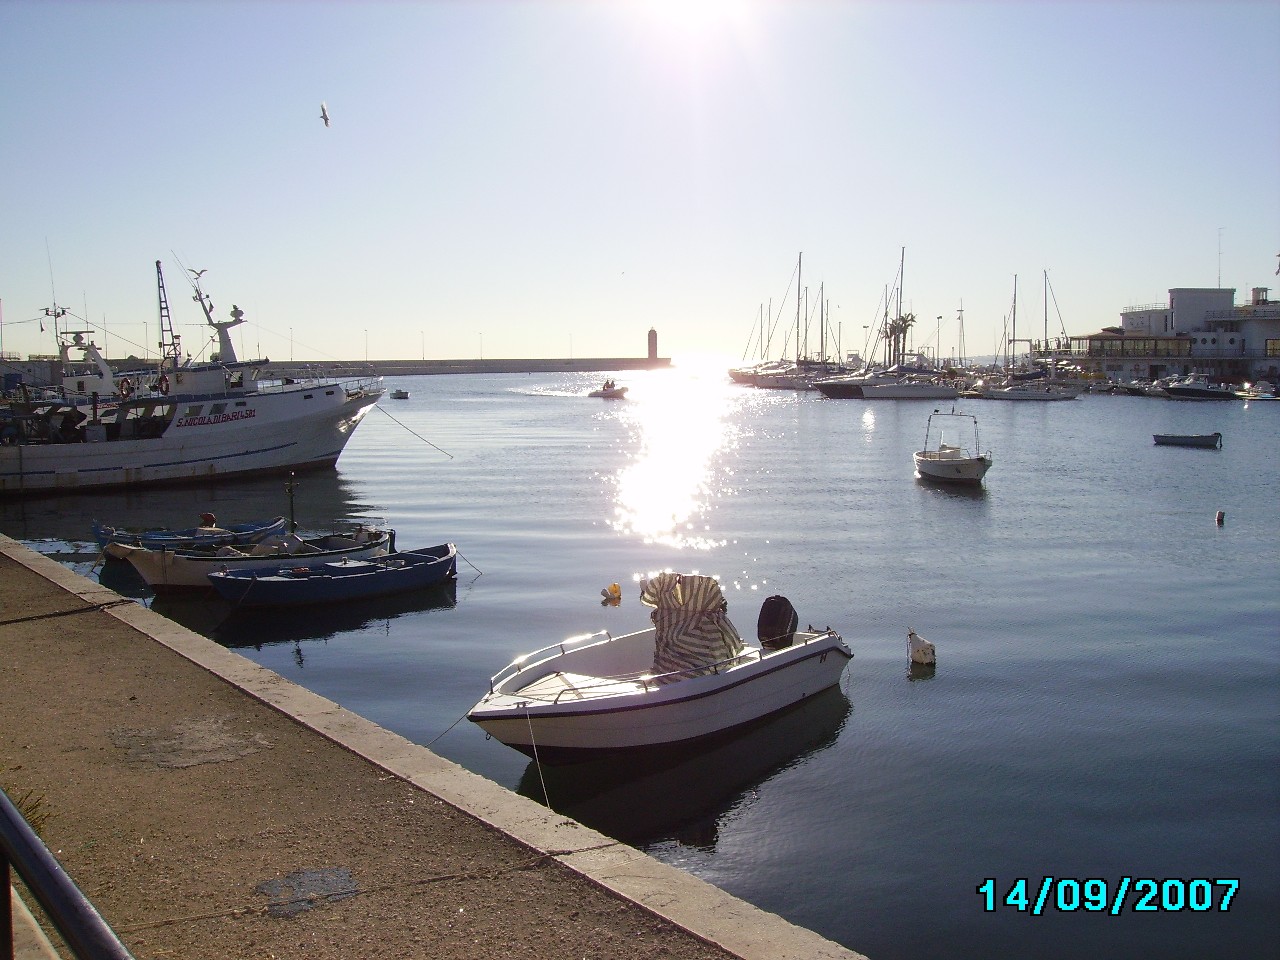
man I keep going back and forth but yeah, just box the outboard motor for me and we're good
[758,595,798,650]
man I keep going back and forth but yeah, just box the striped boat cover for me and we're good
[641,572,745,683]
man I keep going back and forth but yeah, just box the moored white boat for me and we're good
[0,262,382,496]
[468,573,851,761]
[1162,374,1237,401]
[913,408,992,484]
[982,380,1079,401]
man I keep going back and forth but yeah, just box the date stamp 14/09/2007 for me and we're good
[977,878,1238,915]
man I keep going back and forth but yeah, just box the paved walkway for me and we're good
[0,535,865,960]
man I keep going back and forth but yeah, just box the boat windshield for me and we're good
[641,572,745,684]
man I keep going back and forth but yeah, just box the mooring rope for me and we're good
[374,404,453,459]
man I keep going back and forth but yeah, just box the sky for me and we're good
[2,0,1277,368]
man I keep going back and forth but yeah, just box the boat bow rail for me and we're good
[486,630,615,694]
[487,628,844,703]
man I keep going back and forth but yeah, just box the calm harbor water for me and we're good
[3,366,1277,960]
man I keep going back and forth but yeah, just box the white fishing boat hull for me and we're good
[468,627,852,759]
[0,381,380,495]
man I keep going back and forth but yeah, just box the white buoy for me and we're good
[908,629,936,665]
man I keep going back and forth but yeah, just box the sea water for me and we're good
[3,366,1277,960]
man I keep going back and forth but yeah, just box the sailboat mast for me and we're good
[1011,274,1018,371]
[795,252,802,363]
[1043,269,1049,355]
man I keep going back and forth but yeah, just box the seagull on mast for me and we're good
[320,102,330,127]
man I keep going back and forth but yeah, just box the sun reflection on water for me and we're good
[608,363,746,549]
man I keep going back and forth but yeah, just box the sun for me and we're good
[632,0,754,41]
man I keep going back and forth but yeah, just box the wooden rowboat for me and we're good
[1152,432,1222,449]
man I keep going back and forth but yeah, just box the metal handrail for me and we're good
[0,787,134,960]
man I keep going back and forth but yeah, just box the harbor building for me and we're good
[1035,285,1280,386]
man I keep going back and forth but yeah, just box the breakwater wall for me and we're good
[261,356,672,378]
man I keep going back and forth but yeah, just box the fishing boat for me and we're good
[1152,432,1222,448]
[109,527,394,590]
[206,543,456,607]
[913,409,992,484]
[0,261,382,497]
[92,514,288,551]
[468,573,851,761]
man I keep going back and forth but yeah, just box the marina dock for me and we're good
[0,535,862,960]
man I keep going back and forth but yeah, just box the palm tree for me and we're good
[885,312,915,366]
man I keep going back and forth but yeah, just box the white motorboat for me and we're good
[982,379,1079,401]
[1236,380,1279,401]
[0,262,382,497]
[816,354,958,400]
[109,527,393,590]
[468,573,851,761]
[913,408,992,484]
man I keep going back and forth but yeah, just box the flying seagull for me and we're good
[189,268,207,278]
[320,102,330,127]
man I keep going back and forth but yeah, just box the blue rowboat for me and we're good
[206,543,457,607]
[94,515,288,551]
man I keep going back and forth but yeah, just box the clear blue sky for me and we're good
[2,0,1277,367]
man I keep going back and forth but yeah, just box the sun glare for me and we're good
[632,0,755,42]
[608,368,742,549]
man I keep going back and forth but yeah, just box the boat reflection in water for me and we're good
[515,685,850,849]
[0,469,374,550]
[151,580,458,650]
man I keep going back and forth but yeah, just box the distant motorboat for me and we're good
[1162,375,1237,401]
[816,354,957,400]
[588,381,628,399]
[982,380,1079,401]
[389,389,410,400]
[913,408,992,484]
[1153,432,1222,449]
[1236,381,1278,401]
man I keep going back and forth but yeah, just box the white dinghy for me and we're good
[468,573,852,761]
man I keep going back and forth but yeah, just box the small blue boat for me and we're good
[206,543,458,607]
[94,515,288,551]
